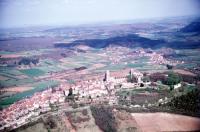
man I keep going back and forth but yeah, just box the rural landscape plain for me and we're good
[0,0,200,132]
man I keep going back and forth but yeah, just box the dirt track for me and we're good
[131,112,200,132]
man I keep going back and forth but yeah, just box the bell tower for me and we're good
[105,70,110,82]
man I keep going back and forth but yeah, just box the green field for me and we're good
[0,80,59,108]
[61,53,102,68]
[0,78,34,88]
[0,51,14,55]
[0,67,35,87]
[20,68,45,77]
[174,49,200,69]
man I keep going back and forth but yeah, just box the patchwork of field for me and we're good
[1,47,199,108]
[0,49,54,58]
[0,80,59,108]
[60,51,106,69]
[59,50,167,73]
[2,48,199,76]
[0,47,168,108]
[174,49,200,69]
[0,50,62,108]
[0,68,33,88]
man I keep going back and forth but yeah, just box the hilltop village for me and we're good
[0,68,173,131]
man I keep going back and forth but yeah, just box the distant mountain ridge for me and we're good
[54,34,165,49]
[54,33,200,49]
[180,18,200,33]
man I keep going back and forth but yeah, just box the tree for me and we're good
[194,74,200,84]
[61,53,67,58]
[68,88,73,96]
[140,83,144,87]
[168,89,200,114]
[66,88,74,102]
[127,75,137,83]
[166,64,173,69]
[166,72,182,86]
[18,57,39,65]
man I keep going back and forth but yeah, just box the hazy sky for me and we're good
[0,0,199,28]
